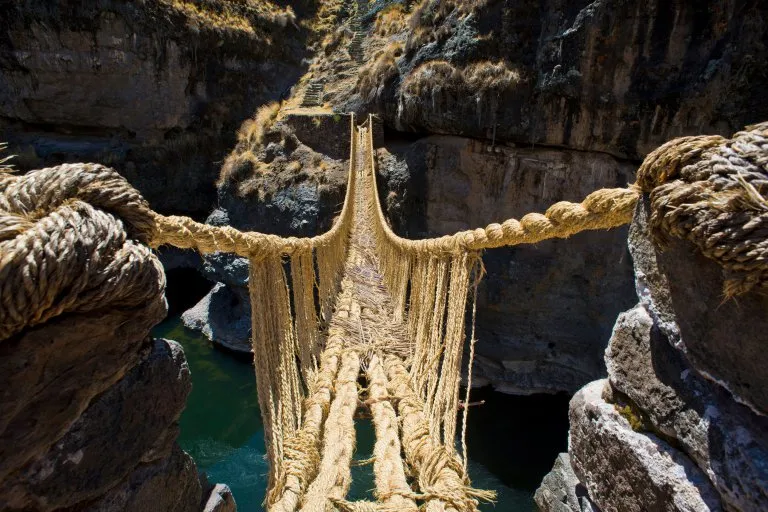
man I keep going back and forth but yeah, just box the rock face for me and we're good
[202,484,237,512]
[535,453,599,512]
[0,0,311,218]
[569,381,723,512]
[378,135,637,394]
[0,223,227,510]
[536,197,768,511]
[629,198,768,416]
[354,0,768,160]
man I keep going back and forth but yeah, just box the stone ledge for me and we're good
[606,305,768,511]
[569,380,722,512]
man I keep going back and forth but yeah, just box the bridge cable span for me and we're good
[2,114,766,511]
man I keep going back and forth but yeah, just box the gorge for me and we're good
[1,1,767,511]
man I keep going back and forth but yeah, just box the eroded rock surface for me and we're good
[354,0,768,160]
[569,381,723,512]
[0,339,192,510]
[535,453,599,512]
[538,192,768,512]
[606,305,768,511]
[630,198,768,415]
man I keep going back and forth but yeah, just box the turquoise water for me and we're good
[153,318,535,511]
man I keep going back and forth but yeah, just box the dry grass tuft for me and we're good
[219,101,283,187]
[0,142,15,172]
[463,60,522,95]
[158,0,296,40]
[237,102,282,149]
[401,60,463,98]
[321,25,353,55]
[398,59,522,122]
[356,42,404,102]
[402,59,520,99]
[286,160,302,174]
[305,0,346,42]
[406,0,488,50]
[374,4,409,37]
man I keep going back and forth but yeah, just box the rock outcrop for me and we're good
[351,0,768,160]
[0,162,234,510]
[534,453,599,512]
[182,113,351,353]
[0,295,211,511]
[536,194,768,511]
[0,0,313,218]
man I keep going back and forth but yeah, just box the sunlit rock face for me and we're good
[537,196,768,511]
[353,0,768,160]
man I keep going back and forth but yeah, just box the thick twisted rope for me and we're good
[636,122,768,296]
[0,163,155,243]
[268,328,345,511]
[384,354,495,512]
[0,165,165,341]
[299,346,360,512]
[366,354,419,511]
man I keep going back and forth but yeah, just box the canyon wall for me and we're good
[0,0,312,218]
[377,135,637,393]
[345,0,768,395]
[353,0,768,159]
[535,191,768,511]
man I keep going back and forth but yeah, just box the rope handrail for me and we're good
[149,113,360,259]
[148,113,641,258]
[364,115,639,253]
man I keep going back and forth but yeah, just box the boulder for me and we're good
[629,197,768,415]
[534,453,599,512]
[569,380,723,512]
[182,283,252,353]
[202,253,250,289]
[606,305,768,511]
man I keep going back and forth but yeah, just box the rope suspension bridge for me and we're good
[1,115,765,511]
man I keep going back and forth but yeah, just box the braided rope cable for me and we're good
[0,197,165,341]
[384,354,495,511]
[636,121,768,296]
[366,354,419,511]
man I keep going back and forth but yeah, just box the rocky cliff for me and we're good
[180,0,768,395]
[535,127,768,512]
[0,0,316,219]
[350,0,768,159]
[0,162,235,511]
